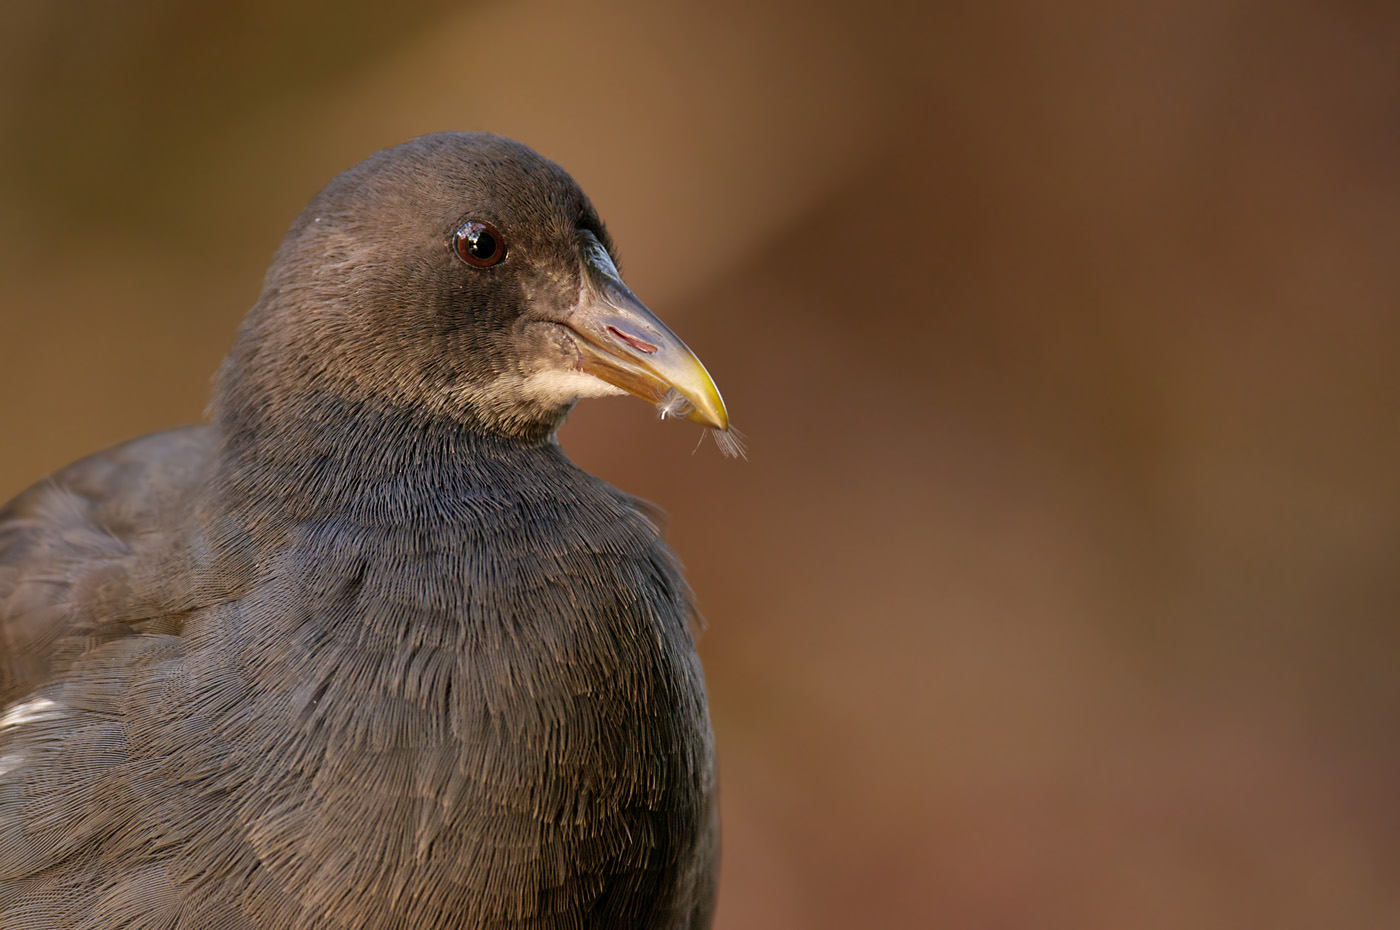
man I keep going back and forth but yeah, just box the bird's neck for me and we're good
[211,387,572,525]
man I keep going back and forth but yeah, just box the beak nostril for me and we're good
[606,325,658,355]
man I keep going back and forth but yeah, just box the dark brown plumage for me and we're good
[0,133,726,929]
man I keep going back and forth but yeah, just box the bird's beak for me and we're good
[566,230,729,430]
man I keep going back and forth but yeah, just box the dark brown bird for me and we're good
[0,132,728,929]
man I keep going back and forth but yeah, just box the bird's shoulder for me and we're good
[0,425,231,704]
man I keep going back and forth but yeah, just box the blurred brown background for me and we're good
[2,1,1399,926]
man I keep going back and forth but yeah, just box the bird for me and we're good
[0,132,730,929]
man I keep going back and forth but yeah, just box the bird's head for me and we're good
[216,132,727,445]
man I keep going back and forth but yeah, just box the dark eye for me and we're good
[453,220,506,267]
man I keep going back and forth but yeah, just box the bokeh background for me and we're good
[2,1,1399,926]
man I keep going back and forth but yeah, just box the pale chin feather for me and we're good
[519,369,628,404]
[444,368,625,420]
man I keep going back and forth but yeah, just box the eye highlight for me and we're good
[453,220,506,267]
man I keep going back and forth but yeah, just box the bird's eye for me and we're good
[453,221,506,267]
